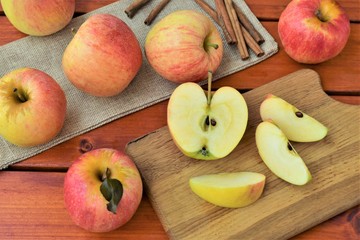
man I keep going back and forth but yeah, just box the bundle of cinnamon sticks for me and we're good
[195,0,265,60]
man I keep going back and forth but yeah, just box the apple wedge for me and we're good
[260,94,328,142]
[189,172,265,208]
[255,121,312,185]
[167,73,248,160]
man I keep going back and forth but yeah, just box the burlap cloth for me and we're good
[0,0,278,169]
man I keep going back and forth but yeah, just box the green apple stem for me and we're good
[206,43,219,50]
[71,27,77,35]
[207,71,213,106]
[13,88,27,103]
[99,168,123,214]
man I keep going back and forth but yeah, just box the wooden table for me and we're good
[0,0,359,239]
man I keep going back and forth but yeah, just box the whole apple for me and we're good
[64,148,143,232]
[145,10,223,83]
[62,14,143,97]
[1,0,75,36]
[278,0,350,64]
[0,68,67,147]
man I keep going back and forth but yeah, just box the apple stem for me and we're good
[315,9,327,22]
[206,43,219,50]
[13,88,27,103]
[99,168,123,214]
[207,71,213,106]
[71,27,77,35]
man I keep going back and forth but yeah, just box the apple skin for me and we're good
[62,14,143,97]
[64,148,143,232]
[0,68,67,147]
[1,0,75,36]
[278,0,350,64]
[189,172,265,208]
[145,10,223,83]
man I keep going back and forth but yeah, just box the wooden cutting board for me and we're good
[125,69,360,240]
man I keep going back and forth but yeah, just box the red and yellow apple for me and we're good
[145,10,223,83]
[278,0,350,64]
[0,68,67,147]
[64,148,143,232]
[190,172,266,208]
[1,0,75,36]
[167,73,248,160]
[62,14,143,97]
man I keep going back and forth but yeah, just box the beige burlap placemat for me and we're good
[0,0,278,169]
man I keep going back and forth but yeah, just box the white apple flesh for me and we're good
[260,94,328,142]
[255,121,312,186]
[167,74,248,160]
[190,172,266,208]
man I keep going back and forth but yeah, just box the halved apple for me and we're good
[167,73,248,160]
[189,172,265,208]
[260,94,328,142]
[255,121,312,185]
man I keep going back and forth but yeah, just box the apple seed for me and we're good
[211,119,217,126]
[295,111,304,118]
[287,142,293,151]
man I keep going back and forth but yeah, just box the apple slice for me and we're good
[255,121,312,185]
[167,72,248,160]
[260,94,328,142]
[189,172,265,208]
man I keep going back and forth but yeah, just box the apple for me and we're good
[189,172,266,208]
[1,0,75,36]
[0,68,67,147]
[145,10,223,83]
[278,0,350,64]
[255,121,312,185]
[62,14,143,97]
[64,148,143,232]
[167,72,248,160]
[260,94,328,142]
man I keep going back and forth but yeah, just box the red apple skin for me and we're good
[145,10,223,83]
[64,148,143,232]
[62,14,143,97]
[0,68,67,147]
[1,0,75,36]
[278,0,350,64]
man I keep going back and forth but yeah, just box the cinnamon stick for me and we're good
[233,3,265,44]
[194,0,233,44]
[125,0,151,18]
[144,0,170,25]
[224,0,249,60]
[214,0,237,44]
[241,24,264,57]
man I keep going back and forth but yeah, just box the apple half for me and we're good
[189,172,265,208]
[167,73,248,160]
[255,121,312,185]
[260,94,328,142]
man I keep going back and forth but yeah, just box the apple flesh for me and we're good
[189,172,265,208]
[278,0,350,64]
[260,94,328,142]
[167,74,248,160]
[1,0,75,36]
[0,68,67,147]
[64,148,143,232]
[145,10,223,83]
[62,14,143,97]
[256,121,312,185]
